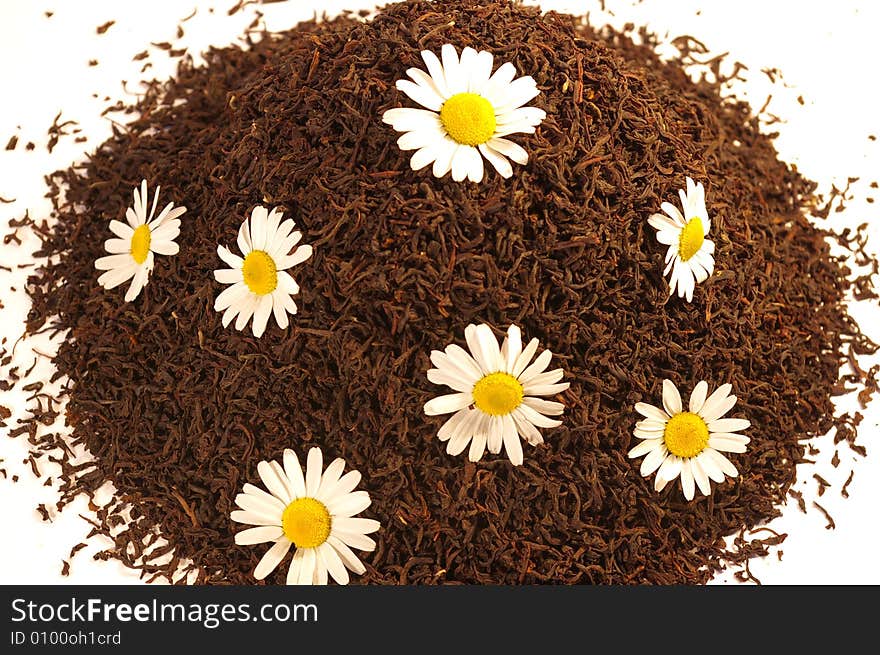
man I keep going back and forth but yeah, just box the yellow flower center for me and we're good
[439,93,497,146]
[242,250,278,295]
[472,372,524,416]
[281,497,332,549]
[678,217,705,262]
[129,224,152,264]
[663,412,709,459]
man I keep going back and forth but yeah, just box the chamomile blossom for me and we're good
[424,323,569,466]
[628,379,751,501]
[231,447,380,585]
[213,205,312,338]
[382,44,546,182]
[648,177,715,302]
[95,179,186,302]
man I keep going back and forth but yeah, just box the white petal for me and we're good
[628,438,661,459]
[656,454,682,484]
[316,458,346,501]
[230,509,278,527]
[250,294,273,338]
[512,409,543,445]
[276,244,312,271]
[285,548,304,585]
[502,421,524,465]
[698,451,727,483]
[283,449,307,498]
[237,214,253,255]
[638,443,667,476]
[420,49,449,97]
[447,426,473,457]
[483,62,516,105]
[276,270,300,296]
[441,44,464,95]
[124,266,149,302]
[217,244,243,269]
[478,143,513,178]
[326,490,371,518]
[109,219,135,239]
[518,349,553,383]
[328,535,367,576]
[635,402,669,422]
[396,79,444,112]
[150,237,179,256]
[424,392,473,416]
[469,50,494,93]
[698,384,735,422]
[97,264,137,290]
[634,426,665,439]
[214,281,249,313]
[238,486,285,515]
[680,459,695,501]
[437,408,471,442]
[319,542,349,585]
[150,218,180,242]
[487,415,504,454]
[323,470,362,501]
[103,238,130,254]
[427,368,473,393]
[409,144,440,171]
[662,380,683,416]
[235,525,283,546]
[382,107,443,132]
[431,137,458,178]
[703,448,739,478]
[333,531,376,553]
[397,126,447,151]
[487,137,528,165]
[521,382,569,397]
[450,145,471,182]
[689,381,709,414]
[444,344,484,381]
[465,145,484,183]
[333,517,380,535]
[304,447,323,497]
[512,337,539,378]
[707,418,751,433]
[468,433,487,462]
[476,324,504,371]
[520,368,564,388]
[313,546,330,585]
[95,253,134,271]
[515,404,562,429]
[494,76,540,113]
[253,539,291,580]
[213,268,242,286]
[692,456,712,496]
[648,212,681,232]
[258,460,292,503]
[522,397,565,416]
[707,436,749,454]
[271,292,290,331]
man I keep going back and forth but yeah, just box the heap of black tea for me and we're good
[17,0,877,583]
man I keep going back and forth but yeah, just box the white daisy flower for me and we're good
[648,177,716,302]
[424,323,569,466]
[628,379,751,501]
[213,206,312,338]
[382,44,546,183]
[94,179,186,302]
[231,447,380,585]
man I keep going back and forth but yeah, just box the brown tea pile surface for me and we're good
[19,0,876,583]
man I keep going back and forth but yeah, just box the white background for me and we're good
[0,0,878,585]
